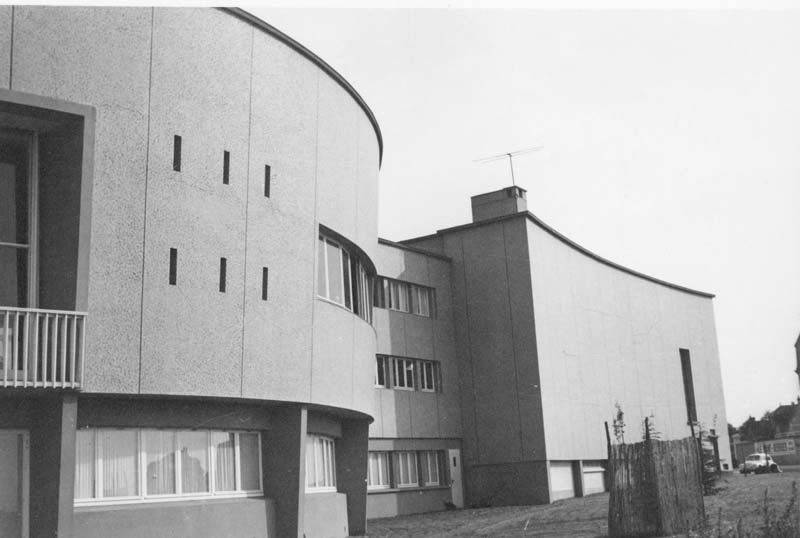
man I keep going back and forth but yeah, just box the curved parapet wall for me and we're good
[1,7,380,416]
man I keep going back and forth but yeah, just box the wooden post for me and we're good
[645,417,650,442]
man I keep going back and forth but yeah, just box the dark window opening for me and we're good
[680,348,697,425]
[169,248,177,285]
[222,151,230,185]
[264,165,271,197]
[261,267,268,301]
[219,257,227,292]
[173,135,182,172]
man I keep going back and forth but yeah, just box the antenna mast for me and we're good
[474,146,543,187]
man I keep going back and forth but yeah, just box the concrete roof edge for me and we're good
[416,211,715,299]
[377,237,452,262]
[219,7,384,166]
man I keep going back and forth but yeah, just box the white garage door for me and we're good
[582,461,606,495]
[550,461,575,500]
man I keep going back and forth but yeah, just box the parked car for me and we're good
[740,453,781,474]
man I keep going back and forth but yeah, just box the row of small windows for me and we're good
[317,236,373,324]
[375,355,440,392]
[373,277,435,318]
[172,135,271,197]
[367,450,444,490]
[168,249,268,300]
[74,428,262,504]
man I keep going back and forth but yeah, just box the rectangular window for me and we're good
[679,348,697,425]
[419,360,437,392]
[388,280,409,312]
[264,165,271,197]
[375,356,389,388]
[306,435,336,492]
[367,451,390,489]
[395,451,418,487]
[421,451,440,486]
[173,135,181,171]
[169,248,177,285]
[317,235,373,323]
[392,358,415,390]
[219,257,227,293]
[222,151,230,184]
[261,267,269,301]
[74,429,262,504]
[373,277,435,318]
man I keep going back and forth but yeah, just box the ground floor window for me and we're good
[367,451,390,489]
[395,451,419,488]
[367,449,446,491]
[421,451,440,486]
[306,435,336,492]
[74,428,262,504]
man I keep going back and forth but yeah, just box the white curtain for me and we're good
[179,431,209,494]
[144,430,175,495]
[102,430,138,498]
[74,430,95,499]
[211,432,236,492]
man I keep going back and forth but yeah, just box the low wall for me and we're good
[304,492,348,538]
[74,497,275,538]
[366,486,452,519]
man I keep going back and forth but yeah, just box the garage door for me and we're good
[582,461,606,495]
[550,461,575,500]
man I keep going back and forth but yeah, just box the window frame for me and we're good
[373,277,435,318]
[74,428,263,506]
[305,434,337,493]
[421,451,440,486]
[419,360,437,392]
[394,451,419,488]
[367,451,391,490]
[317,235,373,324]
[392,358,416,391]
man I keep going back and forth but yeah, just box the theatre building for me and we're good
[0,7,730,538]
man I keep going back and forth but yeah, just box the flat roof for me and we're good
[402,211,715,299]
[221,8,383,166]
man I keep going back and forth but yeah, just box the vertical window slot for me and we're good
[173,135,182,172]
[219,258,227,293]
[222,151,230,185]
[264,165,271,197]
[169,248,177,285]
[261,267,269,301]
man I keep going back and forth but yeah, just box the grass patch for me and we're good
[365,467,800,538]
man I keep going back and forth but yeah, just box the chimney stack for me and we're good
[471,186,528,222]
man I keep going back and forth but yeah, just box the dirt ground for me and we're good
[364,467,800,538]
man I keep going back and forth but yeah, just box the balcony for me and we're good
[0,307,85,389]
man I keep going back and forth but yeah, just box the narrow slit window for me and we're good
[261,267,269,301]
[219,257,227,292]
[679,348,697,425]
[169,248,177,285]
[222,151,230,184]
[173,135,181,171]
[264,165,271,197]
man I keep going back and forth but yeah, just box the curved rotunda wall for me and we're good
[2,7,380,415]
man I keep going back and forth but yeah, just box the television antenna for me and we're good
[474,146,543,187]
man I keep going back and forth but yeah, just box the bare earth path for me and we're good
[365,468,800,538]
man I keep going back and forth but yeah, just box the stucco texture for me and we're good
[1,7,382,410]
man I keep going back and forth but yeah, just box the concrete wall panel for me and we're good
[11,6,152,393]
[528,220,731,465]
[0,6,10,89]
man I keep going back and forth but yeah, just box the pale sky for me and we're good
[246,6,800,427]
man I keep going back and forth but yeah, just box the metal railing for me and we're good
[0,307,86,389]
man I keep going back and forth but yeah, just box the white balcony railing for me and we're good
[0,307,86,389]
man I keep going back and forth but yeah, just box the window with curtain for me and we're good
[395,451,418,487]
[305,435,336,492]
[74,428,261,505]
[422,451,440,486]
[367,451,390,489]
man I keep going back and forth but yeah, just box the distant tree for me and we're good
[738,414,776,442]
[641,412,661,440]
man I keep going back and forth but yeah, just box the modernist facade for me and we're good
[0,7,730,538]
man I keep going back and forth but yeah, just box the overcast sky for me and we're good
[246,6,800,427]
